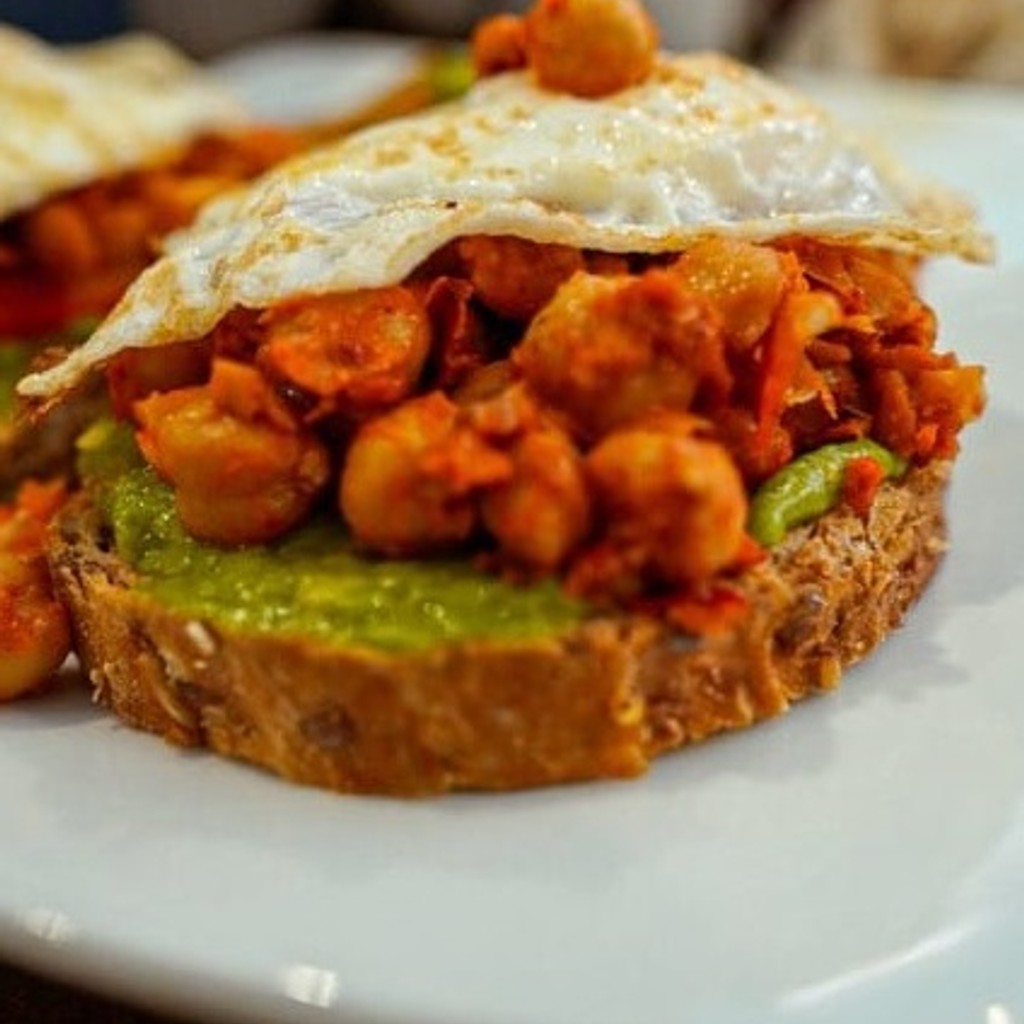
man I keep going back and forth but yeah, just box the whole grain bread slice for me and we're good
[47,461,950,795]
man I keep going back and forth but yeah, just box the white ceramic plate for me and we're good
[211,33,426,126]
[2,57,1023,1024]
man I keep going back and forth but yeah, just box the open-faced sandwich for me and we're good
[15,0,989,793]
[0,27,478,702]
[0,25,303,492]
[0,28,306,700]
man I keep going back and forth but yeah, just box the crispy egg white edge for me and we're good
[19,52,993,401]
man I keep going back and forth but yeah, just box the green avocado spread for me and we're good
[78,421,586,651]
[2,319,99,423]
[748,438,908,547]
[427,49,476,103]
[77,419,908,649]
[0,343,33,422]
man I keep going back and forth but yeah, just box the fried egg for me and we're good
[20,52,992,400]
[0,26,246,222]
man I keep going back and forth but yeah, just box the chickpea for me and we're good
[340,392,509,556]
[514,269,729,441]
[0,481,71,701]
[260,287,431,419]
[21,200,101,276]
[585,416,747,586]
[481,425,591,572]
[458,235,585,321]
[471,14,528,77]
[135,361,330,546]
[524,0,659,98]
[670,239,793,351]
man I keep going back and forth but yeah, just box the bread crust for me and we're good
[48,462,950,795]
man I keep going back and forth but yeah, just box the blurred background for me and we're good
[1,0,1022,81]
[0,0,760,54]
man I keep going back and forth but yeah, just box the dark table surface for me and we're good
[0,960,188,1023]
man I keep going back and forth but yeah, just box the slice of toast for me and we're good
[47,461,949,795]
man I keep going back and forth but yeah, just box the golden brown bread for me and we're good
[47,461,949,795]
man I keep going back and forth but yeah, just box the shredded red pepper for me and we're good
[0,479,72,698]
[0,275,73,339]
[109,237,987,639]
[663,586,750,636]
[842,456,887,517]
